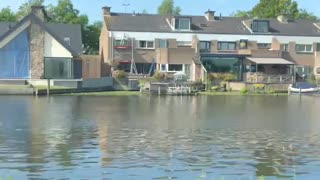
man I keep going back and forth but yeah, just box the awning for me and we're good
[247,57,294,65]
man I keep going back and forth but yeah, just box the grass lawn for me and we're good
[199,91,288,96]
[66,91,140,96]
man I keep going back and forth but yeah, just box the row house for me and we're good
[100,7,320,83]
[0,6,83,80]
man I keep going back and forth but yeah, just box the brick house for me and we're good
[100,7,320,82]
[0,6,83,79]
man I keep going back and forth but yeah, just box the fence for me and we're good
[245,72,294,83]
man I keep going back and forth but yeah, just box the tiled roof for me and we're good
[107,13,320,36]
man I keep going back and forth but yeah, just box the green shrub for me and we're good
[211,86,220,91]
[240,87,248,94]
[112,70,127,79]
[152,71,166,80]
[267,88,276,94]
[209,73,236,82]
[227,87,232,92]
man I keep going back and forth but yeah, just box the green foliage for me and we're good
[0,7,16,21]
[240,87,248,94]
[83,21,102,54]
[191,80,203,87]
[47,0,88,25]
[152,71,166,80]
[267,88,276,94]
[254,84,265,93]
[209,73,236,82]
[227,87,232,92]
[233,0,318,20]
[157,0,181,15]
[306,74,316,84]
[211,86,220,91]
[112,70,127,79]
[16,0,44,20]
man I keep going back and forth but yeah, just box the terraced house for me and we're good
[0,6,83,80]
[99,6,320,83]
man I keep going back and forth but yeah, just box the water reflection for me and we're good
[0,95,320,179]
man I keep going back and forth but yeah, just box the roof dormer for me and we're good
[251,19,270,33]
[169,17,191,31]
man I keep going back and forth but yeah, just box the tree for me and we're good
[233,0,317,20]
[0,7,16,21]
[157,0,181,16]
[82,21,102,54]
[16,0,44,20]
[47,0,88,25]
[298,9,317,20]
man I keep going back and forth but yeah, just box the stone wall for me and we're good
[29,22,45,79]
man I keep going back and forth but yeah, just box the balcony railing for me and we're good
[244,72,294,83]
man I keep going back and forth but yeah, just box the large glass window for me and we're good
[44,58,72,79]
[201,57,242,80]
[295,44,313,53]
[0,30,30,79]
[218,42,236,50]
[174,18,191,30]
[252,20,269,33]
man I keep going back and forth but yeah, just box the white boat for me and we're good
[288,82,319,93]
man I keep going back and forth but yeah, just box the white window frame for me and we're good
[295,44,313,53]
[177,41,192,47]
[257,43,271,49]
[114,39,129,46]
[137,40,154,49]
[218,41,236,51]
[159,64,185,72]
[64,37,71,46]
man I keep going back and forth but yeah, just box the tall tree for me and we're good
[82,21,102,54]
[233,0,317,20]
[47,0,88,25]
[16,0,44,20]
[157,0,181,16]
[0,7,16,21]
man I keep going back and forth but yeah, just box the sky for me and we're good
[1,0,319,23]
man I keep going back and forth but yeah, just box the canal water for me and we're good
[0,95,320,179]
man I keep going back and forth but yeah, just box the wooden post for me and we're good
[47,79,50,96]
[299,88,301,96]
[268,76,270,83]
[280,76,283,83]
[158,86,160,95]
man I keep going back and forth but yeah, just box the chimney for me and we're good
[277,14,288,23]
[31,6,46,22]
[205,9,215,21]
[102,6,111,16]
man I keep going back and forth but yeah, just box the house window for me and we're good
[138,40,154,49]
[115,39,128,46]
[257,43,271,49]
[317,43,320,52]
[177,41,192,47]
[199,41,211,52]
[159,39,167,48]
[218,42,236,51]
[160,64,167,71]
[168,64,183,72]
[64,37,71,46]
[295,44,313,53]
[316,67,320,74]
[174,18,191,30]
[281,44,288,52]
[252,20,269,33]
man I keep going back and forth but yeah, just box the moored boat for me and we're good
[288,82,319,93]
